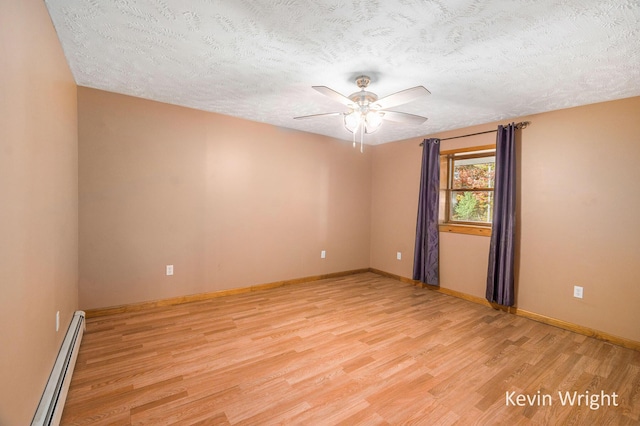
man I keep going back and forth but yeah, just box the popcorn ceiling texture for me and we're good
[45,0,640,144]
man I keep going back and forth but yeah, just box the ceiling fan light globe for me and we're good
[344,111,361,133]
[365,111,383,133]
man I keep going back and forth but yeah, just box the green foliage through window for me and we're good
[451,191,493,222]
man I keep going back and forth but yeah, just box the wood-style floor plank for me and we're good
[62,273,640,425]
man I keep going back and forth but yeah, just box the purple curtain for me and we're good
[486,124,516,306]
[413,138,440,285]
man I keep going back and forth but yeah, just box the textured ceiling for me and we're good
[45,0,640,145]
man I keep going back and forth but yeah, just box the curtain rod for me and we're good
[419,121,530,146]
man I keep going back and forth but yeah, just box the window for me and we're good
[439,145,495,236]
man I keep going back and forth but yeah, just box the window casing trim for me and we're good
[440,144,496,236]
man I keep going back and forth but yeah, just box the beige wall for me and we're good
[0,0,79,424]
[371,96,640,342]
[78,88,371,309]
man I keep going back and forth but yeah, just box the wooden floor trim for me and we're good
[84,268,369,319]
[370,268,640,352]
[512,308,640,352]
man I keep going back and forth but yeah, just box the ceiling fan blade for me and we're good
[293,112,343,120]
[380,110,428,125]
[374,86,430,109]
[312,86,354,106]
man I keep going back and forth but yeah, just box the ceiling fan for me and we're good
[294,75,430,151]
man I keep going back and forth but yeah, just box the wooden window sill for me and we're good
[439,224,492,237]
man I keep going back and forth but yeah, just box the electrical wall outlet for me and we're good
[166,265,174,276]
[397,252,402,260]
[321,250,326,259]
[56,311,60,332]
[573,285,583,299]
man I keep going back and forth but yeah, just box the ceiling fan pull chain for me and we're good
[352,123,356,148]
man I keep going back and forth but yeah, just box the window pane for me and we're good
[450,191,493,223]
[452,156,495,189]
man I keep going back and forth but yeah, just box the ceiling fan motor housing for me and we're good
[349,76,379,113]
[349,91,379,110]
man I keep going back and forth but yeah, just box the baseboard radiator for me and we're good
[31,310,86,426]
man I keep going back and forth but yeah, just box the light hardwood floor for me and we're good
[62,273,640,425]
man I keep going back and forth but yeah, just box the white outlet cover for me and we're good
[321,250,326,259]
[166,265,174,276]
[573,286,583,299]
[397,252,402,260]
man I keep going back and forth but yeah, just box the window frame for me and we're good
[439,144,496,236]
